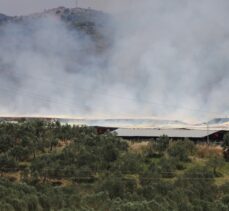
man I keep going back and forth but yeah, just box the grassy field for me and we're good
[128,141,229,186]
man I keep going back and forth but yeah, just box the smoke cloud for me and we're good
[0,0,229,121]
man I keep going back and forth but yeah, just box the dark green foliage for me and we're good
[74,167,96,183]
[182,139,196,155]
[207,155,224,176]
[0,134,15,153]
[0,120,228,210]
[0,179,84,211]
[102,143,119,162]
[168,139,196,162]
[27,124,128,182]
[9,146,30,161]
[139,162,161,187]
[113,200,152,211]
[220,182,229,194]
[98,175,126,199]
[168,141,190,162]
[223,133,229,148]
[82,192,110,210]
[0,202,15,211]
[158,158,176,178]
[150,135,170,156]
[0,154,18,172]
[114,153,144,174]
[221,194,229,205]
[223,133,229,161]
[175,166,217,204]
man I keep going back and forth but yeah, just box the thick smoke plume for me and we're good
[0,0,229,121]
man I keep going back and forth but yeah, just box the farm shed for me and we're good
[114,128,226,142]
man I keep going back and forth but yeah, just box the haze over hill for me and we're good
[0,1,229,122]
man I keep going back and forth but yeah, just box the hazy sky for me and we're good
[1,0,229,121]
[0,0,123,15]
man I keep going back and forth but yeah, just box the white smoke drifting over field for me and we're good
[0,0,229,121]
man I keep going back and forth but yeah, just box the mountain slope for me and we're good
[0,13,12,23]
[0,7,110,45]
[208,118,229,125]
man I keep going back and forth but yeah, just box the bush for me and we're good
[115,153,144,174]
[98,175,125,199]
[168,140,196,162]
[153,135,170,155]
[206,155,224,176]
[158,158,176,178]
[0,154,19,172]
[168,141,190,162]
[139,166,161,186]
[9,146,31,161]
[74,167,96,183]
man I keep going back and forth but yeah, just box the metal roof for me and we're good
[114,128,220,138]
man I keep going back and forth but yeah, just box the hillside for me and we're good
[0,7,108,26]
[0,120,229,210]
[0,7,113,117]
[0,7,110,51]
[0,13,11,23]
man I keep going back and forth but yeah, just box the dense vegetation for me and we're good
[0,120,229,210]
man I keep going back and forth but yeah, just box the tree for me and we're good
[176,166,217,203]
[9,146,30,161]
[168,141,189,162]
[99,175,125,199]
[102,143,119,163]
[0,154,18,173]
[207,155,224,176]
[153,135,170,155]
[82,192,110,210]
[74,166,95,183]
[116,153,144,174]
[168,140,196,162]
[223,133,229,161]
[223,133,229,148]
[158,158,176,178]
[0,202,15,211]
[0,134,15,153]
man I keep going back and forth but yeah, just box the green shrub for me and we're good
[168,140,196,162]
[153,135,170,155]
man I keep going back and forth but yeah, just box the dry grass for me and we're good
[128,141,150,154]
[53,140,71,153]
[196,144,223,158]
[2,171,21,182]
[57,140,71,148]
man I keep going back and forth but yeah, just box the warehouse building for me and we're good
[114,128,226,142]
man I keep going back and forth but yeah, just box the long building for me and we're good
[114,128,226,142]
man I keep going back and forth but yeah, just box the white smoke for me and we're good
[106,0,229,120]
[0,0,229,121]
[0,16,105,116]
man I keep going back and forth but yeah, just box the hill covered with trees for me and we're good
[0,120,229,210]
